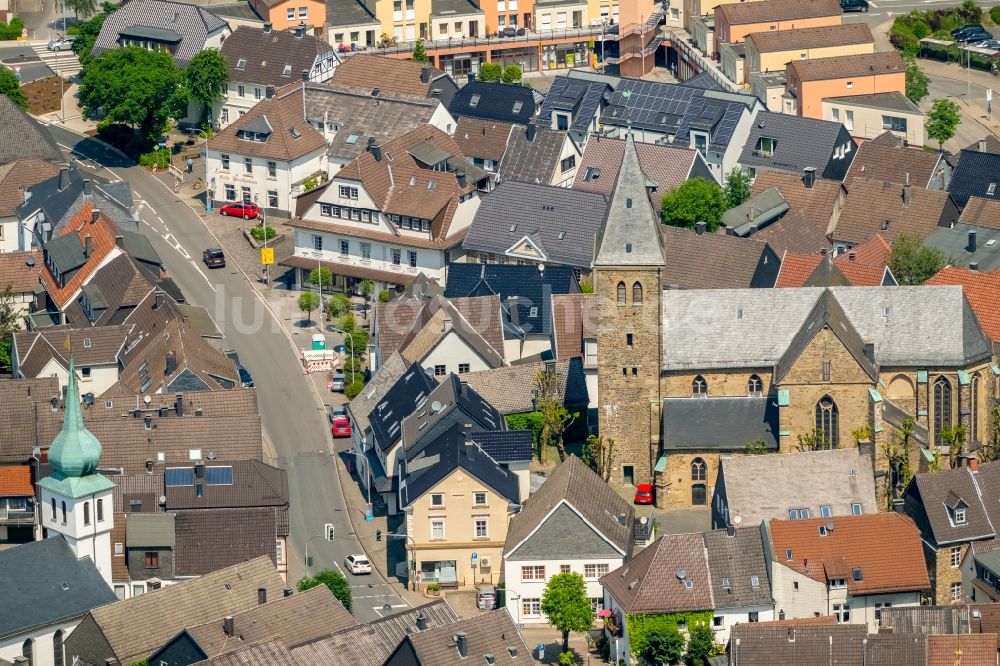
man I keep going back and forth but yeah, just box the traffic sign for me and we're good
[261,247,274,265]
[471,552,478,560]
[365,503,373,521]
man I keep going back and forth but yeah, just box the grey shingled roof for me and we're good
[447,80,537,125]
[660,286,991,371]
[661,397,778,451]
[722,187,789,233]
[92,0,228,66]
[193,640,298,666]
[702,527,772,610]
[538,77,610,133]
[221,26,337,88]
[504,455,634,559]
[463,181,608,269]
[290,600,460,665]
[461,358,589,415]
[594,134,665,266]
[739,112,855,180]
[907,462,1000,546]
[497,124,572,185]
[924,223,1000,274]
[0,95,62,165]
[948,149,1000,209]
[393,609,531,666]
[0,537,117,641]
[125,512,176,548]
[718,448,877,527]
[729,624,868,666]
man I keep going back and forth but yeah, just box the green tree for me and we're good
[65,0,98,18]
[501,63,522,83]
[378,289,392,302]
[79,47,184,145]
[685,623,715,666]
[888,234,947,285]
[309,267,333,290]
[183,49,228,122]
[642,628,685,666]
[926,98,961,151]
[660,178,728,232]
[298,291,320,324]
[336,313,356,334]
[359,278,375,312]
[744,438,768,455]
[297,568,352,611]
[796,428,827,452]
[939,424,967,469]
[347,327,368,359]
[904,57,929,104]
[411,39,430,63]
[326,294,352,318]
[71,4,112,65]
[540,572,594,652]
[535,369,575,463]
[723,168,752,208]
[981,405,1000,464]
[344,379,367,399]
[0,286,21,370]
[582,435,615,481]
[0,70,26,109]
[478,62,503,82]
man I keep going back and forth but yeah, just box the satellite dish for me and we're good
[676,568,687,580]
[144,395,151,405]
[733,516,742,526]
[430,400,443,413]
[640,516,648,525]
[159,495,166,505]
[826,521,835,531]
[25,255,35,267]
[207,451,217,460]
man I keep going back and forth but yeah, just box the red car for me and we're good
[331,415,352,438]
[634,483,654,505]
[219,201,260,219]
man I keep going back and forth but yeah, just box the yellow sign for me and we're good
[261,247,275,265]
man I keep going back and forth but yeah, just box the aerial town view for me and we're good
[0,0,999,660]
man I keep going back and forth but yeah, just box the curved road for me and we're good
[46,125,404,622]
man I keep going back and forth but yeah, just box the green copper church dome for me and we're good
[48,358,102,478]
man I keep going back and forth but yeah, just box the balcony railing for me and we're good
[0,507,35,524]
[603,36,663,64]
[344,27,608,57]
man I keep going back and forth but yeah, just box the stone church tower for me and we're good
[594,134,664,488]
[37,358,116,588]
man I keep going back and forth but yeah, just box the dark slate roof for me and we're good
[683,70,724,90]
[164,460,289,510]
[600,533,714,613]
[702,527,772,610]
[325,0,378,27]
[949,149,1000,209]
[221,26,336,88]
[739,112,855,180]
[462,181,608,269]
[538,77,610,133]
[392,609,531,666]
[729,624,868,666]
[46,232,87,273]
[368,363,437,452]
[498,125,572,185]
[468,430,532,463]
[92,0,229,66]
[400,374,503,453]
[907,462,999,546]
[0,537,117,640]
[0,95,62,165]
[448,80,537,124]
[661,396,778,451]
[923,223,1000,274]
[17,165,136,237]
[444,262,580,336]
[400,422,520,507]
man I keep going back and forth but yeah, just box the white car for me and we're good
[344,554,371,574]
[47,36,75,51]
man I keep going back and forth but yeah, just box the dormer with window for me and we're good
[945,491,969,527]
[755,137,777,158]
[236,115,273,143]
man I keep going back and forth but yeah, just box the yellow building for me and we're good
[401,423,522,589]
[744,23,875,84]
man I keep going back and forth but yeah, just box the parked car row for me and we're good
[951,24,996,46]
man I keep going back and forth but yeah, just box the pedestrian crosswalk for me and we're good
[30,43,81,78]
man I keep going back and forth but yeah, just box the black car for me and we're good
[499,26,517,37]
[224,350,254,387]
[203,248,225,268]
[959,30,993,44]
[839,0,869,13]
[952,24,984,37]
[48,16,79,28]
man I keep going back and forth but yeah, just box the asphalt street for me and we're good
[46,125,404,622]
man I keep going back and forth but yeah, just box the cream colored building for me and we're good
[821,92,925,147]
[401,425,521,589]
[744,24,875,85]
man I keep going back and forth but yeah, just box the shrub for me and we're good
[340,357,363,375]
[326,294,352,318]
[337,313,356,333]
[910,19,931,39]
[0,18,25,40]
[579,280,594,293]
[426,583,441,592]
[301,177,318,191]
[378,289,391,302]
[992,5,1000,23]
[249,225,276,241]
[138,148,171,169]
[344,379,366,399]
[559,651,575,666]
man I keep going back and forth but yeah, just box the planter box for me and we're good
[243,227,286,249]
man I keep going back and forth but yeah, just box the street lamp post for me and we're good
[311,250,324,330]
[328,326,356,384]
[304,533,326,573]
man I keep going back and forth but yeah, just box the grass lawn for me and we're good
[529,441,585,475]
[22,76,67,115]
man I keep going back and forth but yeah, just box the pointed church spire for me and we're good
[48,357,103,478]
[595,133,665,267]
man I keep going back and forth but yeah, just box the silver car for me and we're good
[47,36,75,51]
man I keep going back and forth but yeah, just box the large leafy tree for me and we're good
[660,178,728,232]
[540,572,594,652]
[0,70,26,109]
[65,0,98,19]
[904,57,929,104]
[926,98,960,151]
[183,49,228,122]
[888,234,947,285]
[297,568,352,611]
[71,2,114,66]
[723,168,752,208]
[79,47,184,145]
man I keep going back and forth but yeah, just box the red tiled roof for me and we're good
[926,634,998,666]
[768,513,930,595]
[775,251,823,287]
[0,251,44,294]
[926,267,1000,342]
[41,203,119,309]
[835,262,887,286]
[835,233,890,266]
[0,465,34,496]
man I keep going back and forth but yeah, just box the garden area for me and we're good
[21,76,68,115]
[890,1,1000,73]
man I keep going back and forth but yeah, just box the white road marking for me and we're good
[372,604,409,617]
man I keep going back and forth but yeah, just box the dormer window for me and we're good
[469,94,480,108]
[282,64,292,76]
[756,137,777,157]
[236,58,247,70]
[956,508,967,524]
